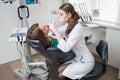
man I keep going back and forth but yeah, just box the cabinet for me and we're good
[106,28,120,79]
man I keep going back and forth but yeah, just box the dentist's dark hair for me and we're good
[59,3,80,36]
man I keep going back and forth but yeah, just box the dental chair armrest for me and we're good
[47,47,62,52]
[46,47,76,63]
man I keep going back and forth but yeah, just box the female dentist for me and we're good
[49,3,95,80]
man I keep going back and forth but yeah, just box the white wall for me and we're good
[0,0,63,64]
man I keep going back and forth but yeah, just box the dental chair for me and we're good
[81,40,108,80]
[27,39,75,80]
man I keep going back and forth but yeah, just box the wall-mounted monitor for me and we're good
[26,0,38,5]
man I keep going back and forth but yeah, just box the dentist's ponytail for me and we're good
[59,3,80,36]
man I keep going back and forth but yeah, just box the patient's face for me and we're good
[39,24,49,35]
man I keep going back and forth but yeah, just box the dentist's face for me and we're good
[38,24,49,35]
[58,9,71,22]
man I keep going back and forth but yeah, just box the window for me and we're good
[92,0,120,23]
[69,0,120,23]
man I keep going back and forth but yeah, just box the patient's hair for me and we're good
[27,23,50,47]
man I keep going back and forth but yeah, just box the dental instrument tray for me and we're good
[8,27,27,42]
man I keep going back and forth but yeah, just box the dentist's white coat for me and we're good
[57,23,95,79]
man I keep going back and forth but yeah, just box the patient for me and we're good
[27,23,75,64]
[27,23,58,48]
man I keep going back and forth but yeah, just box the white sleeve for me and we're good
[57,24,67,36]
[57,24,83,52]
[48,24,67,37]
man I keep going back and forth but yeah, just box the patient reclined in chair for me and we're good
[26,23,75,80]
[26,23,75,63]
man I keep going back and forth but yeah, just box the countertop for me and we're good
[80,20,120,30]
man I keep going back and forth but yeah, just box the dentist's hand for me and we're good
[49,24,61,38]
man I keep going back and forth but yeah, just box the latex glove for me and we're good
[49,24,61,37]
